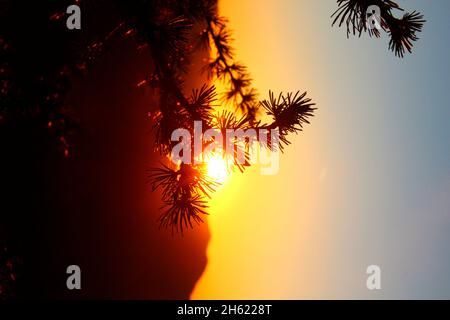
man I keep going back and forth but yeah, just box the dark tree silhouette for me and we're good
[332,0,425,57]
[1,0,317,234]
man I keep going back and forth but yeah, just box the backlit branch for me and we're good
[331,0,425,57]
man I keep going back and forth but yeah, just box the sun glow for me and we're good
[206,155,229,183]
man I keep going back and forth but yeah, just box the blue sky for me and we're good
[295,0,450,298]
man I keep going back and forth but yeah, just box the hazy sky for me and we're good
[192,0,450,299]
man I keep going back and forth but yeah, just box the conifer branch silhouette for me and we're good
[109,1,315,232]
[260,91,316,152]
[11,1,436,233]
[0,0,317,234]
[203,17,259,121]
[331,0,425,57]
[148,163,218,233]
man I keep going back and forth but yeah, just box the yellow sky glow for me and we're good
[191,0,334,299]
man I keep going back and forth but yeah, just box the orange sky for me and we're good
[191,0,333,299]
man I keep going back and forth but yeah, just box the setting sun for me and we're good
[206,155,229,183]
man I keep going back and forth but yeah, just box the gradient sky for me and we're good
[192,0,450,299]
